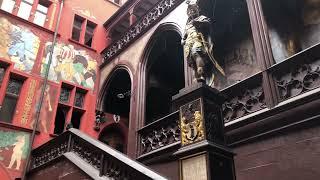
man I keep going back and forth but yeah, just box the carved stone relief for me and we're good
[275,59,320,100]
[222,83,266,123]
[140,112,180,154]
[203,99,225,144]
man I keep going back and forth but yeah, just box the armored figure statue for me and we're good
[182,0,225,86]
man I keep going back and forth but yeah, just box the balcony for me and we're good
[101,0,185,67]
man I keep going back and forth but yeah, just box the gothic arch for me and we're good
[136,23,186,126]
[98,65,133,113]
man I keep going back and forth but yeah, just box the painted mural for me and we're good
[0,17,40,73]
[41,42,97,89]
[30,83,58,133]
[0,127,30,179]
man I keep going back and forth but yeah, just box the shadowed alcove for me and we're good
[145,29,185,124]
[102,68,131,118]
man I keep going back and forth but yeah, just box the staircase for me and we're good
[27,128,167,180]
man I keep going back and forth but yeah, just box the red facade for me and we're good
[0,0,121,179]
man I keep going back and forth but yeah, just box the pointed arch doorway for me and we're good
[100,68,132,153]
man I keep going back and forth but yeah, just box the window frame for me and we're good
[52,82,88,135]
[32,0,50,27]
[84,20,96,47]
[0,72,26,124]
[0,0,17,13]
[16,0,34,20]
[0,61,12,112]
[0,0,52,28]
[71,14,97,48]
[71,15,85,42]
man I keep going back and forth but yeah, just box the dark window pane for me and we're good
[0,95,18,123]
[73,17,83,29]
[84,32,93,47]
[0,78,23,123]
[71,111,83,129]
[86,21,95,33]
[84,21,96,47]
[72,16,83,41]
[74,91,85,108]
[6,78,23,95]
[59,87,71,104]
[54,106,67,134]
[72,28,81,41]
[0,67,5,86]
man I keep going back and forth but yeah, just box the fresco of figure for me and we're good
[42,42,97,89]
[30,86,54,133]
[0,17,40,72]
[7,135,26,170]
[182,0,225,87]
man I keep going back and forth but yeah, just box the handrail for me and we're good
[138,111,180,155]
[29,128,167,180]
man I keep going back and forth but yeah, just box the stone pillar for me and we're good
[172,82,236,180]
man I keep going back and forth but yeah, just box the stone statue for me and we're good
[182,0,225,86]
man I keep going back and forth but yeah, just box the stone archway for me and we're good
[101,68,132,119]
[98,67,132,153]
[138,23,186,125]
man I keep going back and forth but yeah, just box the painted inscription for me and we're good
[181,154,208,180]
[21,80,37,126]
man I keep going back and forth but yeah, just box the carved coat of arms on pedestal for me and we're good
[180,98,205,145]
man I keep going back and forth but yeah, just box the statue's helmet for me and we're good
[186,0,200,18]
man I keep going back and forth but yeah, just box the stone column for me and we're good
[172,82,236,180]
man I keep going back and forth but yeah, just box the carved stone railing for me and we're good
[29,128,167,180]
[138,111,180,155]
[101,0,184,65]
[222,73,267,123]
[272,44,320,101]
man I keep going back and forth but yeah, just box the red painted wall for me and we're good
[59,0,119,53]
[0,0,119,179]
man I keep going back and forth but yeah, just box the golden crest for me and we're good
[181,110,204,145]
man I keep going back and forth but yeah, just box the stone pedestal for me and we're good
[172,82,236,180]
